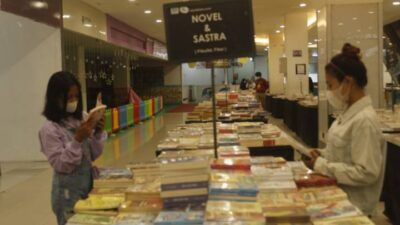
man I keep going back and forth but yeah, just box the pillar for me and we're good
[284,12,310,97]
[268,33,285,95]
[77,46,87,112]
[317,0,383,143]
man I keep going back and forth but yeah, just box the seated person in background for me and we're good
[240,78,249,90]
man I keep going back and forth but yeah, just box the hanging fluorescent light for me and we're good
[299,3,307,8]
[156,19,163,23]
[30,1,48,9]
[144,10,152,14]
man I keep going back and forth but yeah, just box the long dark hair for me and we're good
[325,43,368,88]
[43,71,83,123]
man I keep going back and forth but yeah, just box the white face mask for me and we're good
[66,101,78,113]
[326,83,350,111]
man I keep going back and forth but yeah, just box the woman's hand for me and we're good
[75,119,94,143]
[302,149,321,170]
[95,117,105,135]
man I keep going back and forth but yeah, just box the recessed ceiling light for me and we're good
[317,10,321,13]
[393,1,400,6]
[128,0,136,2]
[156,19,163,23]
[352,17,358,20]
[276,30,281,33]
[314,39,318,42]
[308,42,313,45]
[338,22,344,26]
[30,1,48,9]
[368,11,375,14]
[83,23,93,28]
[299,3,307,8]
[144,10,152,14]
[63,14,71,19]
[99,31,106,35]
[280,25,285,28]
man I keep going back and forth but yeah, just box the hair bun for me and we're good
[342,43,361,59]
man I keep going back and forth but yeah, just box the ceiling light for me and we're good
[144,10,152,14]
[156,19,163,23]
[264,48,269,51]
[352,17,358,20]
[312,52,318,57]
[84,23,93,28]
[338,22,344,26]
[30,1,48,9]
[280,25,285,28]
[63,14,71,19]
[128,0,136,2]
[317,10,321,13]
[308,42,313,45]
[393,1,400,6]
[276,30,281,33]
[368,11,375,14]
[299,3,307,8]
[99,31,106,35]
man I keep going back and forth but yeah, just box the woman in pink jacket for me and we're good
[39,71,107,225]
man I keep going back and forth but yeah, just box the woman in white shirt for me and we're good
[304,43,386,216]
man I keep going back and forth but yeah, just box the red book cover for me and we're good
[211,158,251,171]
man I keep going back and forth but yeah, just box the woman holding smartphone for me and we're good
[304,43,386,216]
[39,71,107,225]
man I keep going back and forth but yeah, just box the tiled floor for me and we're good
[0,112,392,225]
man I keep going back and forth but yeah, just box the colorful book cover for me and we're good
[211,158,251,171]
[114,213,157,225]
[209,182,258,196]
[162,195,209,204]
[306,200,362,221]
[74,196,124,211]
[312,216,375,225]
[154,211,204,225]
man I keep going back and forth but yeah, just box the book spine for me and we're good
[161,181,209,191]
[162,195,208,204]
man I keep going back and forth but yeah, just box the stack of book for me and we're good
[239,133,264,147]
[251,156,287,168]
[218,133,239,146]
[258,192,311,224]
[93,168,134,188]
[205,200,264,223]
[114,213,157,225]
[159,156,210,209]
[306,200,363,222]
[126,162,160,184]
[236,122,262,134]
[217,145,250,159]
[66,214,115,225]
[251,166,294,182]
[312,216,375,225]
[73,195,125,216]
[121,177,162,213]
[299,186,348,204]
[211,158,251,171]
[154,211,204,225]
[209,174,259,202]
[295,174,337,188]
[158,149,215,160]
[89,187,126,198]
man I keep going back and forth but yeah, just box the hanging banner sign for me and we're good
[163,0,255,63]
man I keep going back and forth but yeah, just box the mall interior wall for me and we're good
[0,11,62,161]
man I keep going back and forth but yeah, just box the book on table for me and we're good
[114,213,157,225]
[66,213,115,225]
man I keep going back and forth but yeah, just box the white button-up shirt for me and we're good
[314,96,386,215]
